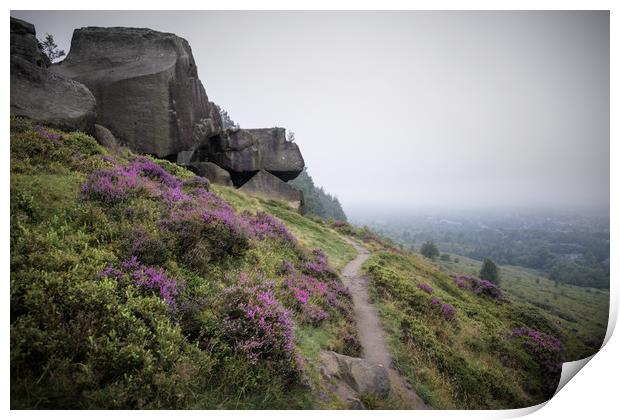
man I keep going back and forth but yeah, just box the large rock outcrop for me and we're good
[11,19,307,212]
[194,127,304,186]
[238,170,303,210]
[10,17,97,132]
[51,26,222,157]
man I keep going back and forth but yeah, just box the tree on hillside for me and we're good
[480,258,500,284]
[38,34,65,63]
[288,168,347,221]
[420,241,439,259]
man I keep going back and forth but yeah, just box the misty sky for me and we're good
[11,11,610,215]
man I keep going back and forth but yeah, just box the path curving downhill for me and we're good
[340,237,428,409]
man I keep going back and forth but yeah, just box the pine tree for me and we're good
[480,258,500,284]
[39,34,65,63]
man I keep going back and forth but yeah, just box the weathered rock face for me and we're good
[51,26,222,157]
[198,127,304,186]
[10,17,97,132]
[319,351,391,402]
[238,170,304,210]
[189,162,233,187]
[10,18,48,67]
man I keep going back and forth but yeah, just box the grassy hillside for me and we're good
[10,118,358,409]
[360,250,569,408]
[439,254,608,360]
[10,118,607,410]
[321,220,607,409]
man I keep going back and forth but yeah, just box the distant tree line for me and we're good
[289,168,347,222]
[369,216,609,290]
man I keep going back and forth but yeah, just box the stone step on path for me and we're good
[318,237,428,409]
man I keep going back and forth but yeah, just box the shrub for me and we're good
[417,282,434,294]
[277,260,296,276]
[302,303,330,325]
[11,122,105,172]
[243,211,297,244]
[420,241,439,259]
[510,326,563,394]
[442,303,456,321]
[163,204,250,269]
[81,157,185,205]
[122,226,170,266]
[453,275,502,299]
[331,220,348,228]
[99,256,183,308]
[301,248,337,279]
[222,280,296,375]
[285,266,351,325]
[429,297,456,321]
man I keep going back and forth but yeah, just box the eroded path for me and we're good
[334,237,428,409]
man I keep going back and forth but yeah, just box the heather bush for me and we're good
[507,304,561,337]
[509,326,563,394]
[81,157,187,206]
[417,282,434,294]
[146,155,196,179]
[11,279,207,408]
[243,211,297,244]
[301,248,337,279]
[442,303,456,321]
[302,303,329,325]
[222,279,296,375]
[122,226,171,266]
[99,256,183,308]
[163,205,250,270]
[285,270,351,326]
[277,259,296,276]
[10,216,204,408]
[453,275,503,299]
[130,156,182,189]
[330,220,348,229]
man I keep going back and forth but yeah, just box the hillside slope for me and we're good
[438,253,609,359]
[326,222,606,409]
[10,119,606,410]
[10,118,359,409]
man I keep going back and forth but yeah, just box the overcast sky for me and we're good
[11,11,610,215]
